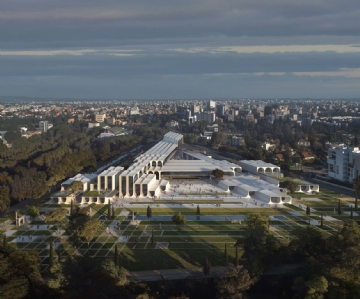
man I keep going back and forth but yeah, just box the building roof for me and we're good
[239,160,280,169]
[156,149,241,174]
[98,166,124,177]
[121,132,183,177]
[62,173,97,185]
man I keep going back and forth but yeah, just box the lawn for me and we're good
[4,187,357,273]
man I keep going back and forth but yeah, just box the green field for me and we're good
[2,186,357,273]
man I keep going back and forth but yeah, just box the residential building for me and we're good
[94,113,106,123]
[231,136,244,147]
[297,139,310,147]
[39,120,49,132]
[327,144,360,183]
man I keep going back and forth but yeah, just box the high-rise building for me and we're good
[207,100,216,111]
[197,111,215,124]
[216,104,227,117]
[191,105,200,115]
[39,121,49,132]
[327,144,360,183]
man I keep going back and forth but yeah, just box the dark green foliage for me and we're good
[338,200,343,215]
[224,243,228,265]
[246,213,270,231]
[321,213,323,228]
[108,200,111,219]
[151,230,154,247]
[196,204,200,216]
[3,234,7,247]
[49,239,54,270]
[0,185,11,213]
[212,168,224,179]
[112,206,115,219]
[203,257,211,279]
[70,199,73,216]
[172,212,186,231]
[354,176,360,210]
[279,180,299,193]
[235,245,238,267]
[0,120,142,203]
[350,206,353,219]
[114,244,118,267]
[57,246,61,262]
[147,205,152,219]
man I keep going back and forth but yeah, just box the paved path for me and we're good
[311,178,355,197]
[128,266,229,281]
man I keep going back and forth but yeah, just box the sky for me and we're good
[1,0,360,100]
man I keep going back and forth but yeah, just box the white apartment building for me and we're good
[327,144,360,183]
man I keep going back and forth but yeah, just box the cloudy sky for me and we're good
[1,0,360,99]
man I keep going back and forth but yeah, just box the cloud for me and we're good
[293,68,360,78]
[170,44,360,54]
[1,0,360,98]
[1,49,141,56]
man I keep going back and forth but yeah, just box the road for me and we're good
[0,198,34,218]
[128,266,229,281]
[310,178,355,197]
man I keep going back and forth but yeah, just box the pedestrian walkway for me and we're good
[128,266,230,281]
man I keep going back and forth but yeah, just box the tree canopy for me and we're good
[172,212,186,231]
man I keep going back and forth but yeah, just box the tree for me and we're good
[147,205,152,219]
[76,218,100,247]
[9,250,41,296]
[26,206,40,219]
[235,245,239,267]
[289,226,327,259]
[0,186,11,213]
[196,204,200,216]
[48,239,54,270]
[108,200,111,219]
[67,180,83,193]
[338,200,343,215]
[246,213,269,231]
[306,205,311,217]
[172,212,186,231]
[353,176,360,210]
[292,275,328,299]
[70,199,74,216]
[46,208,68,234]
[203,257,211,282]
[350,206,353,219]
[114,244,118,267]
[225,243,228,265]
[112,206,115,219]
[320,213,323,228]
[212,168,224,179]
[3,234,7,247]
[279,180,298,193]
[100,259,128,286]
[216,265,257,299]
